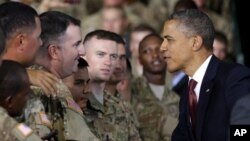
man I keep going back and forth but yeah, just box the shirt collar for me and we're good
[190,55,212,83]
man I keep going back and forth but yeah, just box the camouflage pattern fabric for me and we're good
[25,65,99,141]
[131,77,180,141]
[84,90,141,141]
[0,106,42,141]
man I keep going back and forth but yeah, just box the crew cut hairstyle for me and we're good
[139,33,163,53]
[169,9,215,50]
[83,29,125,45]
[0,2,38,40]
[39,11,81,52]
[0,60,29,101]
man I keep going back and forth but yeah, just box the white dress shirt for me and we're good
[189,55,212,101]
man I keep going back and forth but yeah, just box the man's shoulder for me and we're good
[0,107,42,141]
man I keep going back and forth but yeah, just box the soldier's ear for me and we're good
[4,96,13,109]
[48,44,61,60]
[14,33,26,51]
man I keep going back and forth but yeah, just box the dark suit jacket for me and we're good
[230,94,250,125]
[173,75,189,96]
[172,55,250,141]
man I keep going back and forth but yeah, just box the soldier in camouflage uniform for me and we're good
[63,58,90,111]
[37,0,88,20]
[129,24,155,78]
[83,30,141,141]
[131,34,180,141]
[25,11,99,141]
[105,34,140,128]
[81,2,142,37]
[0,60,43,141]
[0,2,60,98]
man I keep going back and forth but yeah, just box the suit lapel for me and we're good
[195,56,220,141]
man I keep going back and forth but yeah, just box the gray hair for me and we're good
[169,9,215,50]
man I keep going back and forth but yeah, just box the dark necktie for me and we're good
[188,79,197,130]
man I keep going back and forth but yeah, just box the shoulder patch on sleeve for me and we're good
[66,97,83,114]
[11,123,33,140]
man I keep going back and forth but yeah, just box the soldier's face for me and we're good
[139,36,166,74]
[129,31,151,58]
[213,39,226,61]
[104,0,123,7]
[85,37,118,82]
[22,17,42,67]
[64,67,90,111]
[109,44,126,84]
[58,24,82,78]
[102,8,126,35]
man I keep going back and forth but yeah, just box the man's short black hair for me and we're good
[83,29,125,45]
[0,2,38,39]
[0,60,29,100]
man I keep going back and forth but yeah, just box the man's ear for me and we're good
[192,35,203,51]
[48,45,60,60]
[15,33,26,51]
[4,96,13,110]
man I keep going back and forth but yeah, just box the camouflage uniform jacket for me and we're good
[25,65,99,141]
[131,77,180,141]
[84,90,141,141]
[0,106,42,141]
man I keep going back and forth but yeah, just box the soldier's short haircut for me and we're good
[0,26,5,55]
[78,58,88,69]
[139,33,163,53]
[169,9,215,51]
[102,5,127,19]
[131,24,156,34]
[83,29,125,45]
[0,2,38,40]
[39,11,81,53]
[0,60,29,100]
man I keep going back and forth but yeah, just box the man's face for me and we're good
[64,67,90,111]
[160,20,194,73]
[213,39,226,60]
[129,31,151,58]
[139,36,166,74]
[102,8,126,35]
[23,17,42,67]
[103,0,123,7]
[109,44,126,84]
[85,37,118,82]
[58,24,82,78]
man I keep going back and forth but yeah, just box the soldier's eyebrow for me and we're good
[73,39,82,47]
[120,54,126,59]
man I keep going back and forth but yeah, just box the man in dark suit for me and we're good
[160,9,250,141]
[231,94,250,124]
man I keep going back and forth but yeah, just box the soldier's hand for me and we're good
[41,129,58,141]
[27,69,59,97]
